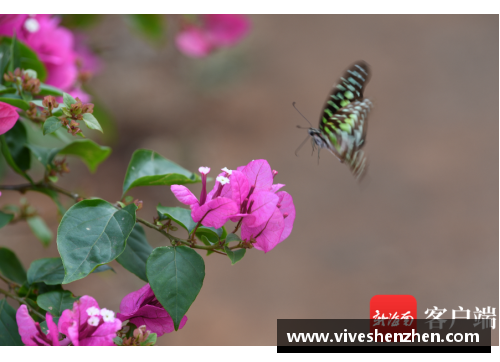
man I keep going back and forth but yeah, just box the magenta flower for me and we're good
[0,101,19,135]
[175,14,251,58]
[171,166,238,228]
[172,160,295,252]
[16,305,67,346]
[210,160,296,253]
[0,15,98,95]
[117,284,187,336]
[58,296,121,346]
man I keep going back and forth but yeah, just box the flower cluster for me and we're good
[175,14,250,58]
[3,68,41,94]
[16,296,121,346]
[172,159,295,253]
[0,14,100,101]
[15,284,183,346]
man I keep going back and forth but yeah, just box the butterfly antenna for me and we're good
[317,147,321,165]
[295,134,311,157]
[292,102,313,127]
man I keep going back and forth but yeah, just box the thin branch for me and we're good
[0,274,19,288]
[0,287,46,320]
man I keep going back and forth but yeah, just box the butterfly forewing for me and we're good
[320,61,370,120]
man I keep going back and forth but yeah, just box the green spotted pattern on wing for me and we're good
[319,61,372,180]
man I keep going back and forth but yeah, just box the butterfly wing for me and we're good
[320,61,371,120]
[319,99,372,179]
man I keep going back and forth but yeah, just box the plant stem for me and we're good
[0,274,19,288]
[0,287,45,320]
[2,182,231,254]
[232,217,243,234]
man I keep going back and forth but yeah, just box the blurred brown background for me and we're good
[1,15,498,345]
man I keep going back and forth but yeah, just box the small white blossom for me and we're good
[87,316,100,326]
[198,166,210,175]
[221,167,232,175]
[86,306,100,317]
[216,176,230,185]
[100,308,115,323]
[24,18,39,33]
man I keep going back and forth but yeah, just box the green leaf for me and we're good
[224,245,246,265]
[57,200,137,284]
[196,226,225,243]
[116,224,153,282]
[140,332,157,346]
[27,139,110,173]
[0,134,33,183]
[113,336,123,346]
[42,116,62,135]
[0,86,16,95]
[0,44,11,84]
[147,246,205,331]
[2,121,30,172]
[27,257,113,285]
[0,211,14,229]
[0,247,26,285]
[127,14,166,43]
[26,144,59,167]
[225,233,241,243]
[38,83,64,96]
[37,290,78,317]
[156,205,196,233]
[0,37,47,82]
[0,96,30,110]
[27,216,53,247]
[0,299,23,346]
[122,149,201,196]
[82,113,103,133]
[27,258,65,285]
[62,92,76,107]
[57,139,111,173]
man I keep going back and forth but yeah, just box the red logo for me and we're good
[370,295,417,341]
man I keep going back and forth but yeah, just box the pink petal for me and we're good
[242,191,279,228]
[175,26,212,58]
[230,170,250,207]
[276,191,295,242]
[171,185,199,206]
[240,159,273,192]
[80,319,122,346]
[0,102,19,135]
[118,283,155,316]
[15,305,40,346]
[204,14,251,47]
[242,208,285,253]
[192,197,238,228]
[125,305,187,336]
[270,183,286,193]
[57,308,76,340]
[46,313,60,346]
[74,296,100,327]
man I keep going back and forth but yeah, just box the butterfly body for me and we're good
[307,61,372,180]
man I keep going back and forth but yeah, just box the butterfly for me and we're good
[296,61,372,181]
